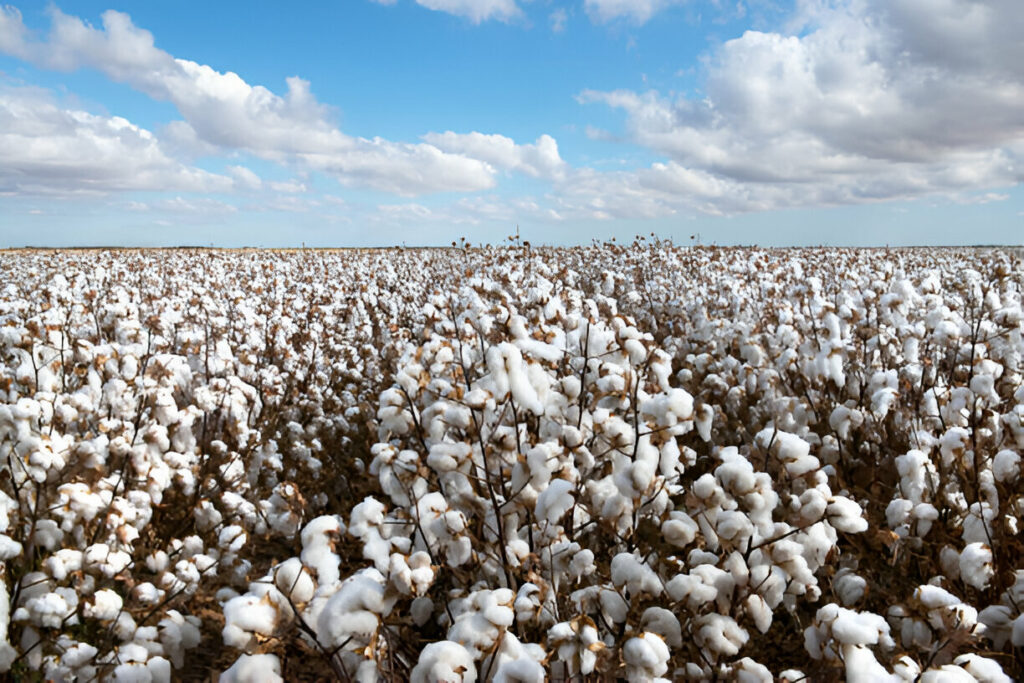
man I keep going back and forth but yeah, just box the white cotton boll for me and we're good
[744,594,772,634]
[492,658,545,683]
[274,558,315,603]
[411,596,434,626]
[641,607,682,649]
[84,589,123,621]
[963,502,995,544]
[0,535,22,561]
[959,542,994,591]
[841,643,900,683]
[569,548,596,582]
[692,473,717,500]
[110,662,153,682]
[732,657,773,683]
[535,478,575,525]
[694,614,748,657]
[834,570,867,606]
[695,403,713,441]
[219,525,247,553]
[611,553,662,597]
[1012,613,1024,647]
[978,605,1014,648]
[410,640,477,683]
[953,654,1012,683]
[827,496,868,533]
[317,569,392,651]
[623,632,670,680]
[992,450,1020,483]
[300,515,344,586]
[220,654,284,683]
[222,594,279,650]
[146,657,171,683]
[662,511,699,548]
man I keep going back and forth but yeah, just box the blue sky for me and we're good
[1,0,1022,247]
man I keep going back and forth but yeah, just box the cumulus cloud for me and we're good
[422,132,568,179]
[369,0,520,23]
[584,0,685,25]
[0,6,498,195]
[579,0,1024,210]
[415,0,521,23]
[0,86,233,196]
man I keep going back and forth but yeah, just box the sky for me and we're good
[0,0,1022,247]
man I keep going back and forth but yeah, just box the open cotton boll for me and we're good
[952,654,1012,682]
[834,569,868,606]
[83,589,123,621]
[959,543,994,591]
[535,478,575,526]
[410,640,477,683]
[826,496,868,533]
[757,429,819,477]
[744,594,773,634]
[549,617,603,676]
[447,589,515,658]
[274,557,315,603]
[300,515,345,586]
[220,654,284,683]
[222,594,280,651]
[611,553,662,597]
[316,568,393,652]
[491,657,545,683]
[661,511,699,548]
[694,614,748,657]
[623,632,670,681]
[992,449,1020,483]
[641,607,682,648]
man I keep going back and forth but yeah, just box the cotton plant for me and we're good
[2,245,1023,679]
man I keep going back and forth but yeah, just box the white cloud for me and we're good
[584,0,685,25]
[422,132,568,179]
[227,165,262,191]
[155,197,238,214]
[368,0,520,23]
[269,180,307,193]
[580,0,1024,210]
[0,86,233,196]
[415,0,521,23]
[550,8,568,32]
[0,7,499,196]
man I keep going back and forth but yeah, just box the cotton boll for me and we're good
[953,654,1012,682]
[411,596,434,627]
[1012,613,1024,647]
[535,479,575,526]
[992,450,1020,483]
[744,594,772,634]
[491,658,544,683]
[84,589,123,621]
[220,654,284,683]
[731,657,773,683]
[641,607,682,649]
[827,496,868,533]
[611,553,662,597]
[834,569,867,606]
[274,558,315,603]
[694,614,748,657]
[959,543,994,591]
[661,511,698,547]
[623,632,670,681]
[222,594,279,651]
[316,568,393,652]
[410,640,477,683]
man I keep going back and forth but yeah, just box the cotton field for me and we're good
[0,244,1022,681]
